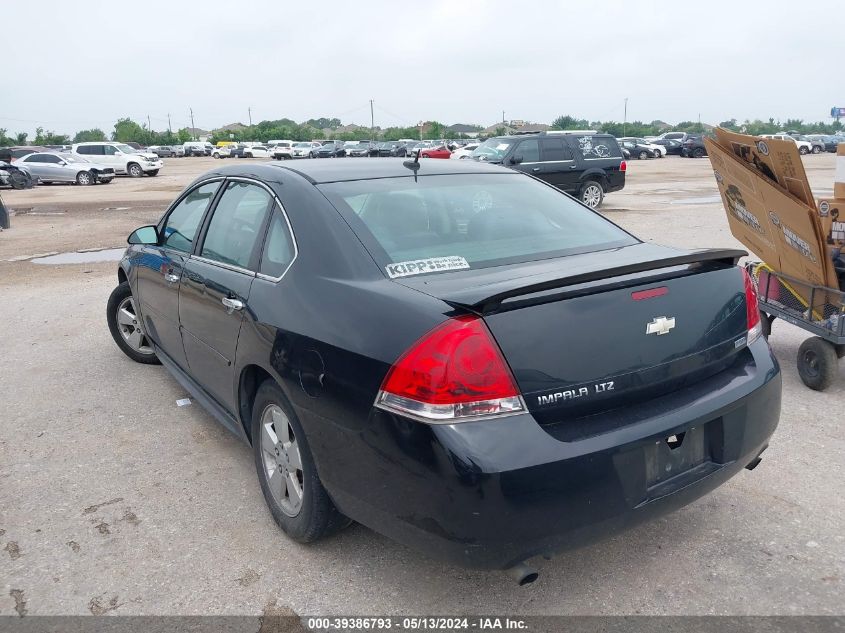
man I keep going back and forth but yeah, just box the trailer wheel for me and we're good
[797,337,839,391]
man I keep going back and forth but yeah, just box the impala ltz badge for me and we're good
[646,316,676,336]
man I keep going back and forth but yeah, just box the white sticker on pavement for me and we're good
[176,398,192,407]
[386,256,470,278]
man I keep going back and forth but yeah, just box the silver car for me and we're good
[16,153,115,185]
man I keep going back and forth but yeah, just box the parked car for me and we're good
[760,134,812,155]
[0,146,48,162]
[315,141,346,158]
[372,141,407,157]
[680,136,708,158]
[650,138,684,155]
[0,160,36,189]
[619,138,666,157]
[72,142,163,177]
[345,142,372,157]
[183,141,210,157]
[805,135,842,152]
[228,145,248,159]
[107,159,781,580]
[292,142,321,159]
[656,132,689,143]
[420,144,452,159]
[170,145,186,157]
[148,145,175,158]
[212,146,233,159]
[16,152,115,185]
[620,140,658,160]
[471,131,625,208]
[450,143,480,159]
[124,142,145,151]
[787,134,824,154]
[244,145,272,159]
[271,142,296,160]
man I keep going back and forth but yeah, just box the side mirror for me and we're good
[128,225,159,245]
[57,160,66,166]
[510,155,523,165]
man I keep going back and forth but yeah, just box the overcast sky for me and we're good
[5,0,844,136]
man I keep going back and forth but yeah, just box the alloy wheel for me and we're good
[115,296,154,355]
[583,185,602,208]
[260,405,304,517]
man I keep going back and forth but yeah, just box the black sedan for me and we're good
[650,138,683,155]
[681,135,708,158]
[315,141,346,158]
[371,141,407,157]
[620,140,656,159]
[107,160,781,581]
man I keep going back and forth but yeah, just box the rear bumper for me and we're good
[321,339,781,569]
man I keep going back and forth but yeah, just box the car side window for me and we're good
[103,145,118,155]
[516,139,540,162]
[540,138,573,161]
[201,181,273,270]
[161,181,221,253]
[42,154,61,163]
[259,207,296,278]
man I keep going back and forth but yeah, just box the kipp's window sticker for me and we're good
[386,256,470,279]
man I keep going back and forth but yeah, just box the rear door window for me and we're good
[161,181,221,253]
[259,207,296,278]
[200,181,273,270]
[540,137,573,161]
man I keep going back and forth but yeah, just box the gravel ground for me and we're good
[0,154,842,617]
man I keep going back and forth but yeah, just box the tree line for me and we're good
[550,115,844,137]
[3,114,842,149]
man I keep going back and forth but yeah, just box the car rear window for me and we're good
[319,173,636,276]
[572,135,622,159]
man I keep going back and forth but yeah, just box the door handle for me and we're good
[532,167,541,172]
[221,297,244,313]
[164,272,180,283]
[569,164,578,169]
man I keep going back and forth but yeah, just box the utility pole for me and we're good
[370,99,374,143]
[623,98,628,137]
[502,110,505,124]
[189,108,196,140]
[167,113,172,135]
[147,115,152,144]
[248,107,252,127]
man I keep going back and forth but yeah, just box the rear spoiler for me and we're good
[445,248,747,313]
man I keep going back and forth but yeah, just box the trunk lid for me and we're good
[395,244,750,422]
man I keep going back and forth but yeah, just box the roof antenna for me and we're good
[403,149,421,182]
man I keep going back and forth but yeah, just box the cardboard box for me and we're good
[818,197,845,247]
[705,132,840,293]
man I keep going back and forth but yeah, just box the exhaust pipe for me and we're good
[507,562,539,586]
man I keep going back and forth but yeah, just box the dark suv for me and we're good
[470,132,625,208]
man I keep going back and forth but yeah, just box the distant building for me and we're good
[481,122,517,136]
[446,123,482,138]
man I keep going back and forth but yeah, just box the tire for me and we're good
[9,171,30,189]
[106,282,160,365]
[99,178,113,185]
[799,146,809,155]
[147,170,159,177]
[579,180,604,209]
[252,380,348,542]
[812,146,820,154]
[127,162,143,178]
[692,148,705,158]
[638,151,648,160]
[309,152,316,159]
[75,171,93,186]
[796,337,838,391]
[213,153,220,159]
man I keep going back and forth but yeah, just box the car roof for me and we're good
[198,157,512,185]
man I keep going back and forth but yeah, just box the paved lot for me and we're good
[0,155,843,617]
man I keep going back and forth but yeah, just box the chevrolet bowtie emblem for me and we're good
[646,316,676,336]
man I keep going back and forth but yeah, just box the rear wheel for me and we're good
[106,282,160,364]
[692,148,705,158]
[812,146,821,154]
[799,146,809,155]
[252,380,348,542]
[580,180,604,209]
[127,162,143,178]
[796,337,838,391]
[638,150,648,160]
[75,170,93,186]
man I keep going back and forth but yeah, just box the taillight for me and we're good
[376,315,525,423]
[620,160,627,172]
[742,267,763,343]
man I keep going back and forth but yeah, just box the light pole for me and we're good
[623,98,628,137]
[189,108,196,140]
